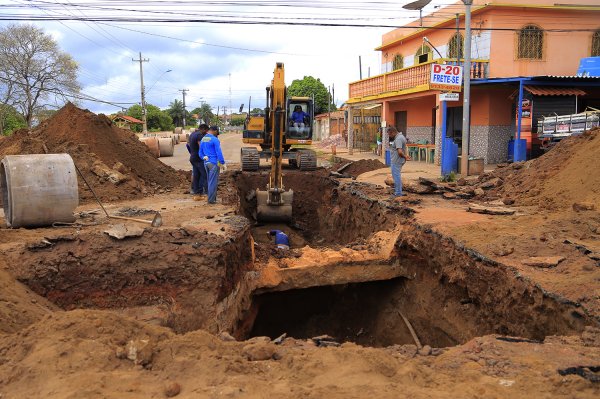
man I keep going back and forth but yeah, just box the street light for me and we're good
[461,0,473,176]
[146,69,172,95]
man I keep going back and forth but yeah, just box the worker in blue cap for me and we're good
[199,125,226,204]
[267,229,290,250]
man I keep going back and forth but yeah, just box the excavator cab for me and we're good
[286,100,313,141]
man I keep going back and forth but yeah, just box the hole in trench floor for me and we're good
[244,278,458,348]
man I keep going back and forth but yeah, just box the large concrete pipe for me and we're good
[158,137,175,157]
[0,154,79,228]
[174,127,183,135]
[140,137,160,158]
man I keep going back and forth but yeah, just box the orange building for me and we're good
[347,0,600,165]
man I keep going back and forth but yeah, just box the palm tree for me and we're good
[167,99,185,127]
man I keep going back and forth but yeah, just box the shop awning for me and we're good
[524,86,587,96]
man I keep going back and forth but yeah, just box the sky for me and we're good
[1,0,453,116]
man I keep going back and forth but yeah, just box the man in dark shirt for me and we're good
[187,123,209,195]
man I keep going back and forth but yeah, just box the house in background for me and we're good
[112,114,143,130]
[346,0,600,165]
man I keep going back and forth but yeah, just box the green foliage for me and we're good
[287,76,336,115]
[190,103,214,126]
[0,104,26,135]
[126,103,173,132]
[229,114,246,127]
[167,99,188,127]
[250,107,263,115]
[440,171,457,182]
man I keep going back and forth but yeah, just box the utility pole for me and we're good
[179,89,189,128]
[460,0,473,176]
[228,73,232,127]
[132,52,149,134]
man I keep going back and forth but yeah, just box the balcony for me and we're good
[348,59,489,101]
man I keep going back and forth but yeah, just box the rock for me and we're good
[384,175,395,187]
[502,198,515,205]
[442,192,457,200]
[404,182,436,194]
[418,345,432,356]
[217,331,236,342]
[164,382,181,397]
[104,224,145,240]
[126,339,154,365]
[242,342,276,361]
[456,178,467,186]
[522,256,565,268]
[479,177,502,189]
[492,246,514,257]
[467,203,515,215]
[474,188,485,196]
[573,202,596,212]
[113,161,129,174]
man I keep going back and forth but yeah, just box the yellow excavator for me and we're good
[241,63,317,222]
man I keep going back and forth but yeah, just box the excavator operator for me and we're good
[290,105,309,130]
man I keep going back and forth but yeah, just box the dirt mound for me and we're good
[0,103,185,203]
[478,128,600,209]
[341,159,387,177]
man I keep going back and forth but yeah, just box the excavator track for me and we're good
[297,150,317,171]
[241,147,260,171]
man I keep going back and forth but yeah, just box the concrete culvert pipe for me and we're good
[140,137,160,158]
[0,154,79,228]
[158,137,175,157]
[174,127,183,135]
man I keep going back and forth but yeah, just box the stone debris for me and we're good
[521,256,565,268]
[104,224,146,240]
[467,204,516,215]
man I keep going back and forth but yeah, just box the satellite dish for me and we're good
[402,0,432,26]
[402,0,432,10]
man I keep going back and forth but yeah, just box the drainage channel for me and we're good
[4,170,592,349]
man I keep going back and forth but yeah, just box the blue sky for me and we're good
[1,0,450,115]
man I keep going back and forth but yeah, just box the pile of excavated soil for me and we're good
[339,159,387,178]
[478,128,600,209]
[0,103,185,203]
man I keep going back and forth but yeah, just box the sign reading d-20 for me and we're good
[430,64,463,92]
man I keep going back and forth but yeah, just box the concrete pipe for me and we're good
[0,154,79,228]
[158,137,175,157]
[140,137,160,158]
[174,134,180,144]
[174,127,183,135]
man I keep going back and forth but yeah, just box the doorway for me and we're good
[395,111,407,135]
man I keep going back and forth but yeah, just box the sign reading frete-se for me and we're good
[430,64,463,91]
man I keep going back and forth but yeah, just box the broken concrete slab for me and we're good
[467,203,516,215]
[522,256,565,268]
[104,223,146,240]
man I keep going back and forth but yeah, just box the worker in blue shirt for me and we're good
[290,105,309,130]
[267,229,290,250]
[199,125,226,204]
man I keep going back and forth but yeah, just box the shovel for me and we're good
[74,163,163,227]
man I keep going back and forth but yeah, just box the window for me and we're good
[593,30,600,57]
[448,33,464,60]
[517,25,544,60]
[392,54,404,70]
[415,44,433,65]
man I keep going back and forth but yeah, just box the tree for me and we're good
[0,104,26,135]
[287,76,335,115]
[190,103,214,125]
[167,99,185,127]
[0,24,80,128]
[250,107,264,115]
[127,103,172,132]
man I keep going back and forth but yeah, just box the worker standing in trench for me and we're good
[387,125,411,198]
[187,123,209,197]
[199,125,227,204]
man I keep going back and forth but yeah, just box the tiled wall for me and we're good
[471,125,514,164]
[407,126,434,144]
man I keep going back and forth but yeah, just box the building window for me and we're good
[448,33,464,59]
[517,25,544,59]
[415,44,433,65]
[593,30,600,57]
[392,54,404,70]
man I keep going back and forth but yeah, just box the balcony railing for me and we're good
[349,59,489,100]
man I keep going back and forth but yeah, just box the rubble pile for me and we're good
[316,134,346,149]
[0,103,185,203]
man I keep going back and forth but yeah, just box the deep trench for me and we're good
[5,170,591,347]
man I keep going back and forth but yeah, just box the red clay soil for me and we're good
[333,158,387,178]
[483,127,600,209]
[0,103,185,203]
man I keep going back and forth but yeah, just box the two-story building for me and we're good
[347,0,600,166]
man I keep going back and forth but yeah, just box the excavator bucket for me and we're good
[256,189,294,223]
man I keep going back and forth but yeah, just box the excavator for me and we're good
[241,63,317,222]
